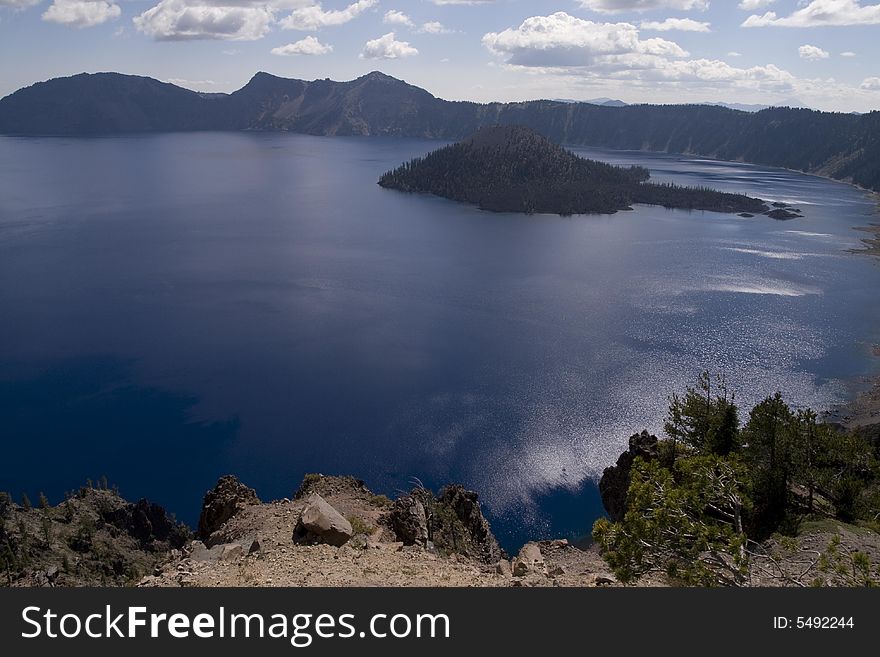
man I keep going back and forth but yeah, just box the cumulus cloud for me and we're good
[271,34,333,54]
[728,51,743,57]
[840,50,856,56]
[798,44,830,60]
[743,0,880,27]
[42,0,120,27]
[419,20,451,34]
[430,0,492,4]
[383,9,450,34]
[360,31,418,59]
[576,0,709,12]
[861,76,880,90]
[482,12,688,68]
[281,0,376,30]
[738,0,774,9]
[483,12,800,95]
[383,9,413,27]
[134,0,274,40]
[639,18,711,31]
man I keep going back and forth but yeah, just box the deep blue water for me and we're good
[1,133,878,551]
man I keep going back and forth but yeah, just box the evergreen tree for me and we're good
[742,393,796,532]
[664,372,739,456]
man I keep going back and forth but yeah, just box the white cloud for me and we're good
[281,0,376,30]
[383,9,413,27]
[482,12,688,68]
[576,0,709,12]
[728,51,742,57]
[419,20,451,34]
[271,35,333,54]
[1,0,43,8]
[482,12,802,96]
[360,31,418,59]
[166,78,218,87]
[639,18,711,31]
[840,50,856,56]
[429,1,492,4]
[738,0,774,9]
[134,0,274,41]
[42,0,120,27]
[798,44,830,60]
[383,9,450,34]
[861,76,880,90]
[743,0,880,27]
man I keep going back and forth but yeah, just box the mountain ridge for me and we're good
[2,71,879,192]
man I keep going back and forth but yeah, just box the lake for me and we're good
[1,132,878,551]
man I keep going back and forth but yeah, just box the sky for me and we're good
[1,0,880,112]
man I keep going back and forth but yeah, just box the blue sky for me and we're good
[1,0,879,111]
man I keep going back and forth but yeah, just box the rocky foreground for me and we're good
[4,448,878,587]
[140,475,625,588]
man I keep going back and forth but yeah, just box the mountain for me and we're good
[704,102,773,113]
[2,71,880,192]
[378,125,768,216]
[554,97,629,107]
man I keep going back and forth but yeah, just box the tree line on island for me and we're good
[379,126,769,216]
[593,372,880,586]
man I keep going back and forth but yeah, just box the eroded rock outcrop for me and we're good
[386,484,503,564]
[598,430,660,522]
[105,499,189,550]
[197,475,260,541]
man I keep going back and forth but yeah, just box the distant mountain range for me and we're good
[554,98,629,107]
[1,71,879,192]
[555,99,771,112]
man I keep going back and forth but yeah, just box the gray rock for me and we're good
[189,543,224,562]
[293,494,353,547]
[495,559,512,576]
[220,544,243,562]
[513,543,545,577]
[387,496,429,546]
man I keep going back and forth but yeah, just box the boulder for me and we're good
[495,559,512,576]
[512,542,545,577]
[197,475,260,540]
[598,431,660,522]
[220,544,243,562]
[293,494,353,547]
[387,496,429,547]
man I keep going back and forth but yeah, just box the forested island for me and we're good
[379,126,769,216]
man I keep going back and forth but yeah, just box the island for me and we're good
[378,125,769,216]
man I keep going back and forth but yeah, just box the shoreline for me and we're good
[850,223,880,258]
[826,341,880,430]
